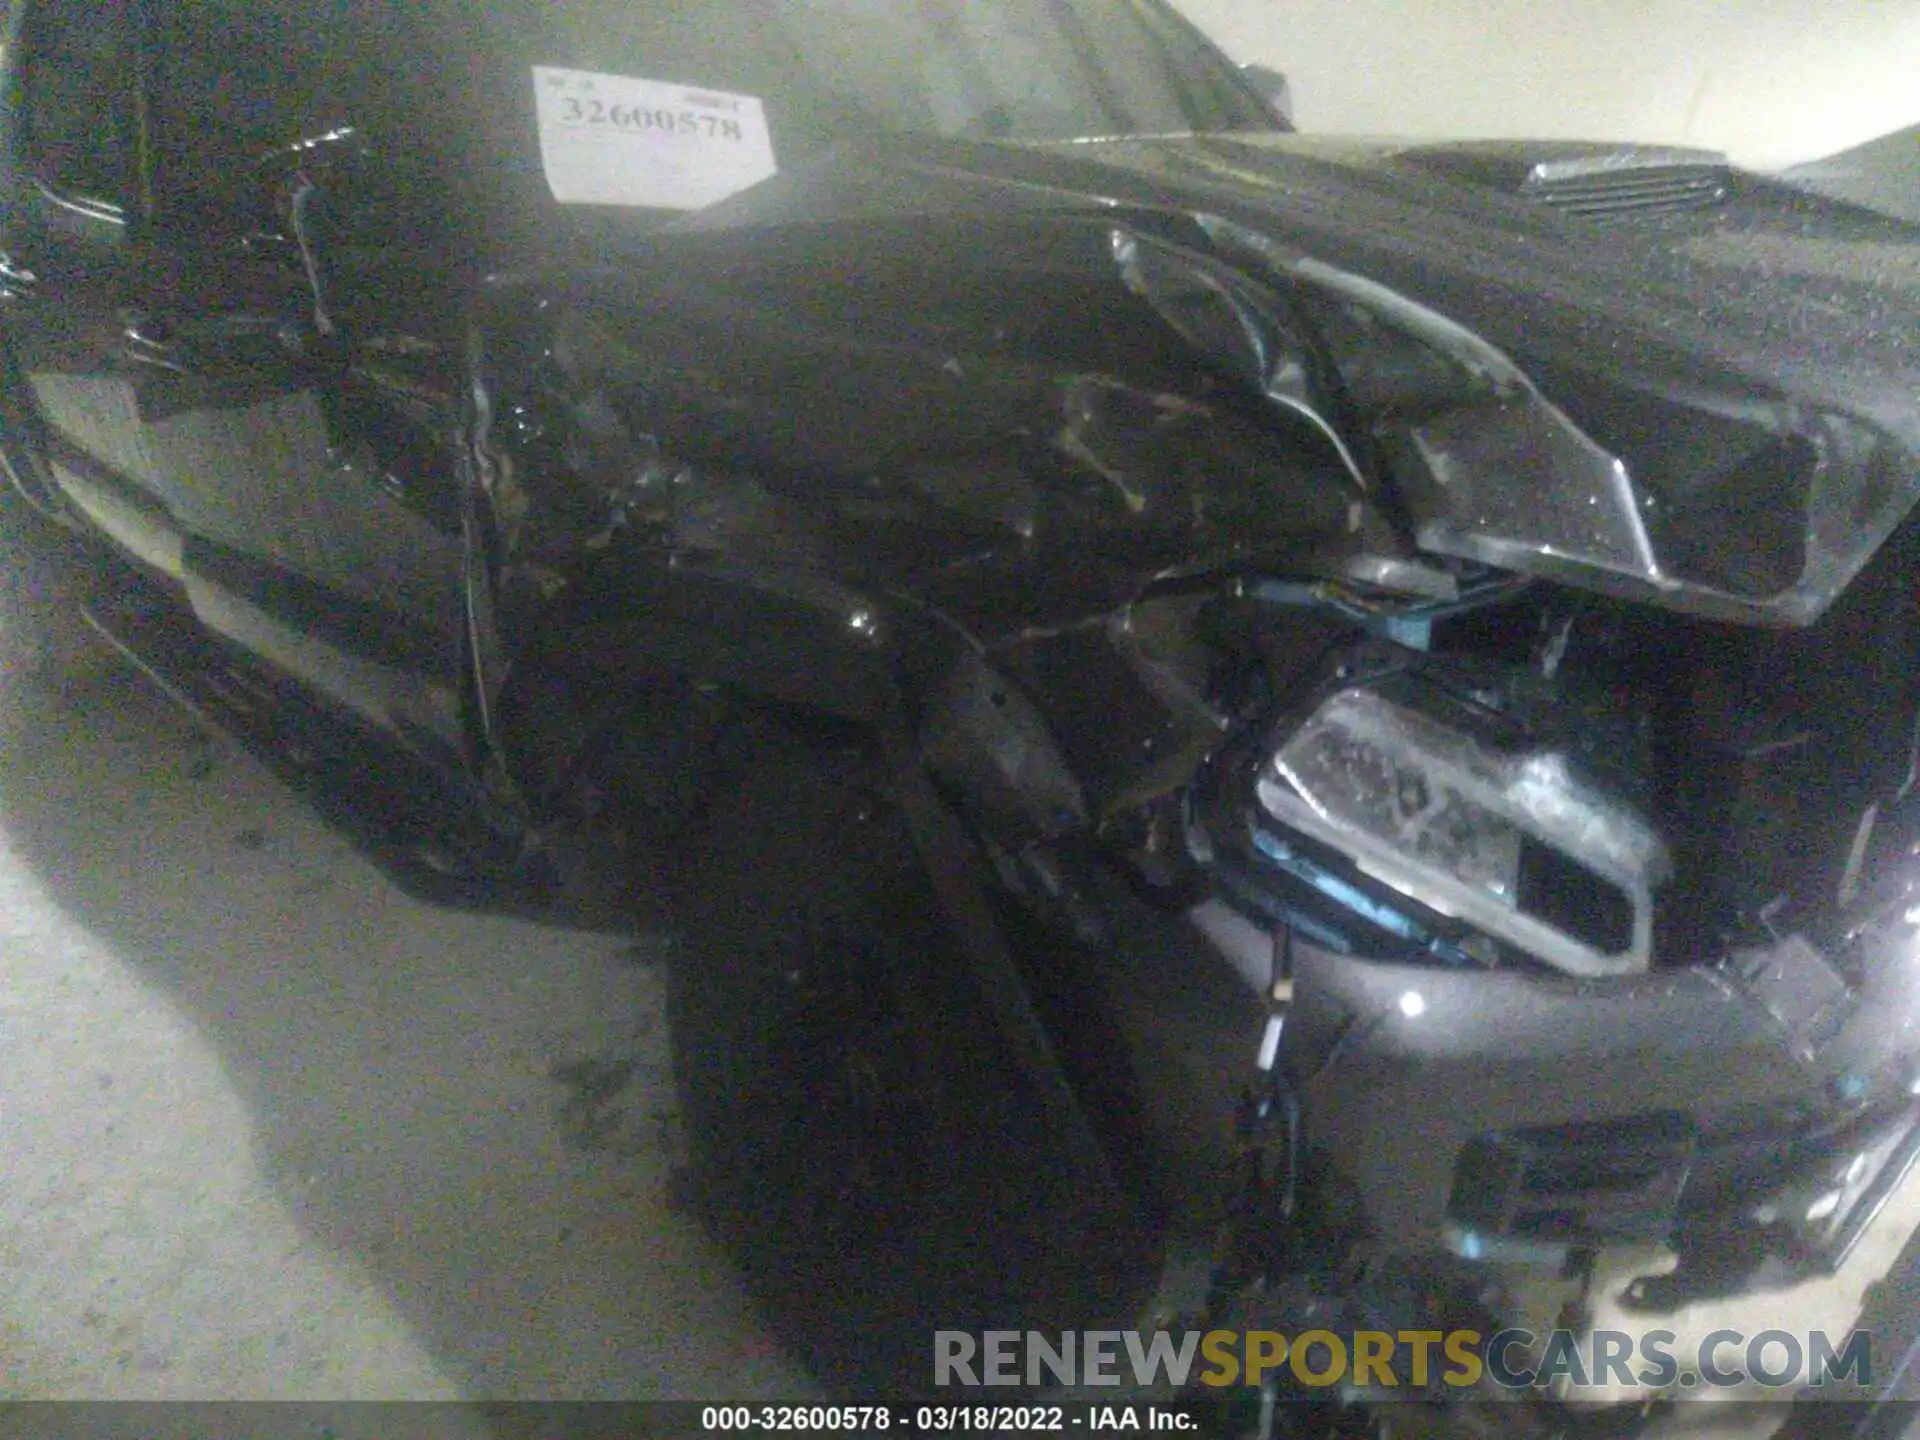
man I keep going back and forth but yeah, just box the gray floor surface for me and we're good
[0,516,810,1407]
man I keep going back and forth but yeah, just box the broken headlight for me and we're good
[1255,686,1671,977]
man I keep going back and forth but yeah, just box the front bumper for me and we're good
[1269,920,1920,1278]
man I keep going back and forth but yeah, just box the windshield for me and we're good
[511,0,1274,146]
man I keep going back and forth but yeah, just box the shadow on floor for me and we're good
[0,515,809,1402]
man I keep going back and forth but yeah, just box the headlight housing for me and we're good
[1256,686,1671,977]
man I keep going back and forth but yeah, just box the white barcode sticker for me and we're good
[532,66,778,210]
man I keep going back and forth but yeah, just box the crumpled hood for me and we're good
[1053,130,1920,436]
[685,129,1920,625]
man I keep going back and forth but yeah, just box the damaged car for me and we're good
[3,0,1919,1427]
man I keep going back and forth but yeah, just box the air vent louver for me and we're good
[1524,162,1731,218]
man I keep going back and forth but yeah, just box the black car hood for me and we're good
[677,128,1920,626]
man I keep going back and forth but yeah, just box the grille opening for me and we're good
[1523,1145,1675,1196]
[1511,1208,1582,1241]
[1449,1115,1697,1244]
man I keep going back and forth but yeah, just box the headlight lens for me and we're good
[1256,687,1670,977]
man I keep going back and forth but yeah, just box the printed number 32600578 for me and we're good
[560,98,744,141]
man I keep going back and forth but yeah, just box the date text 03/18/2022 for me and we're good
[698,1404,1199,1432]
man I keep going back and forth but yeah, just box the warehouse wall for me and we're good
[1172,0,1920,170]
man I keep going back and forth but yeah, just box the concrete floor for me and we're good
[0,516,811,1407]
[2,508,1916,1427]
